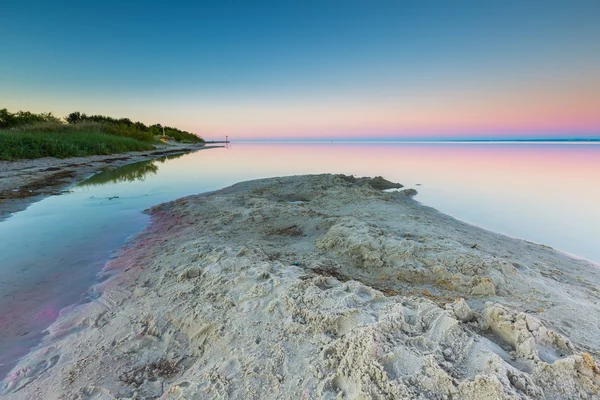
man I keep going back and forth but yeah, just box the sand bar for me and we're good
[2,174,599,399]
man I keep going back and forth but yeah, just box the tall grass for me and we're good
[0,122,154,160]
[8,121,106,134]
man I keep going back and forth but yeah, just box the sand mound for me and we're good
[3,174,599,399]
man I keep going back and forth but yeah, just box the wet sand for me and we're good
[2,174,599,399]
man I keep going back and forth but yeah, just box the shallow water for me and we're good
[0,142,599,377]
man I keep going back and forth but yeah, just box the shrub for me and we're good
[1,108,204,160]
[0,108,60,129]
[104,123,154,142]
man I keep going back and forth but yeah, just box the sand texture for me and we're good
[2,174,599,399]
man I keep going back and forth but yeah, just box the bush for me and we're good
[104,123,154,142]
[1,108,205,160]
[0,108,60,129]
[65,111,205,143]
[163,128,204,143]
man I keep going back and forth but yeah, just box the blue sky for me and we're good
[1,0,599,139]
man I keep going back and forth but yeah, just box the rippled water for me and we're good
[1,142,599,377]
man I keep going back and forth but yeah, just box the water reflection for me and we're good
[77,160,159,187]
[156,153,185,162]
[77,154,185,187]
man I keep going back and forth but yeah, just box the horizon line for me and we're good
[206,137,600,143]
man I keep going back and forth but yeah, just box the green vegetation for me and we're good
[0,108,204,160]
[0,108,60,128]
[0,124,154,160]
[65,111,203,143]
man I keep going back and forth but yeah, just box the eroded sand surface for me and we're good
[2,174,599,399]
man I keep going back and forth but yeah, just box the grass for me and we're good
[0,122,154,160]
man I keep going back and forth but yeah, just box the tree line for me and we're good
[0,108,60,128]
[0,108,204,143]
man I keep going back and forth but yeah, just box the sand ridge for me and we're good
[2,174,599,399]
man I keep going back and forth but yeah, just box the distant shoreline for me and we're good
[232,139,600,144]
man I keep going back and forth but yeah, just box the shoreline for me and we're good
[0,143,215,220]
[412,203,600,268]
[2,174,599,399]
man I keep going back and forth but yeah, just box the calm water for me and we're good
[1,142,599,377]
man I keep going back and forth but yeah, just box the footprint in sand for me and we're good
[1,354,59,394]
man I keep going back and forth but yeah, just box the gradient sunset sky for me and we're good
[1,0,599,140]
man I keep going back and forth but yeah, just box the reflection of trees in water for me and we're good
[156,153,184,163]
[78,160,159,187]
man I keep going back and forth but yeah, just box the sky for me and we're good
[1,0,599,140]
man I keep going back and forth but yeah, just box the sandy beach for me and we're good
[2,174,599,399]
[0,143,208,219]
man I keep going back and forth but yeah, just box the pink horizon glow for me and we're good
[4,78,599,140]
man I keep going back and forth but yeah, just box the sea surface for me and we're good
[1,142,599,378]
